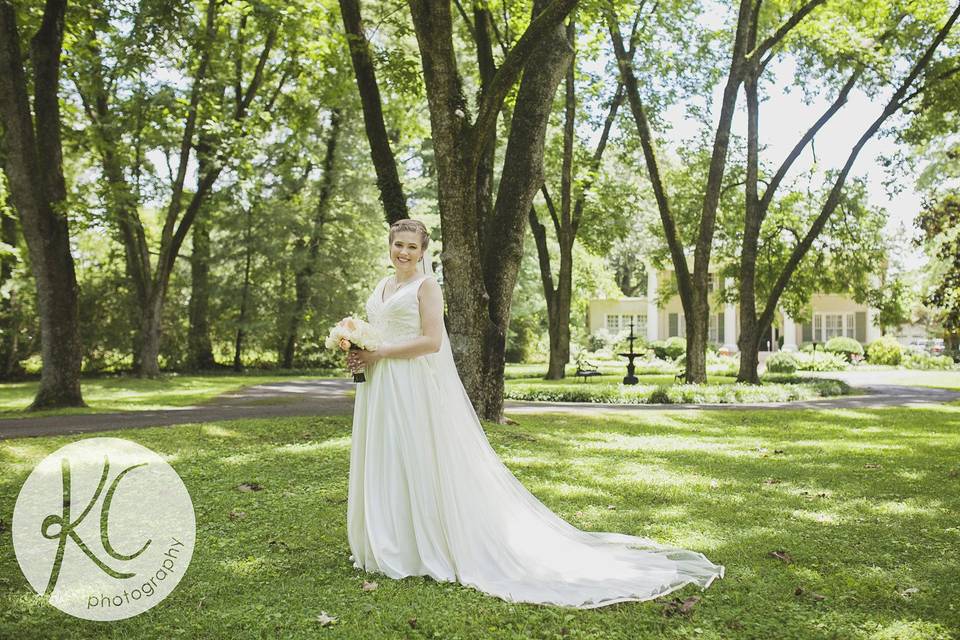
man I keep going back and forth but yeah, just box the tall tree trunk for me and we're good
[188,212,216,370]
[477,1,574,420]
[0,208,24,379]
[737,65,763,384]
[735,3,960,382]
[609,0,827,384]
[406,0,576,422]
[280,109,341,368]
[338,0,409,221]
[534,19,626,380]
[0,0,85,408]
[234,205,252,371]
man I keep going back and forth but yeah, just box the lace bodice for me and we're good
[366,274,430,344]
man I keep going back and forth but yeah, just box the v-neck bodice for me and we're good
[366,274,430,345]
[380,274,426,305]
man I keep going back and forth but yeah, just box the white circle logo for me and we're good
[12,437,196,621]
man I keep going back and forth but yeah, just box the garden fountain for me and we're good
[618,320,641,385]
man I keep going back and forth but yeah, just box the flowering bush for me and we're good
[902,351,955,370]
[766,352,799,374]
[825,336,865,362]
[866,336,902,365]
[792,350,849,372]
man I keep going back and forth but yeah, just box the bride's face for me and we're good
[389,231,424,272]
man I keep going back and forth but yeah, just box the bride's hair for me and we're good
[389,219,429,252]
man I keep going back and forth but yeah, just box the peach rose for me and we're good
[338,337,351,351]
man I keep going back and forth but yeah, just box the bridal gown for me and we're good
[347,273,725,609]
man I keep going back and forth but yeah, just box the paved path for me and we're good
[0,380,354,441]
[0,375,957,441]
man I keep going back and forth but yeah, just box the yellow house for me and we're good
[587,266,882,352]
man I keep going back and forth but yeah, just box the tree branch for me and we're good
[470,0,578,167]
[237,25,277,118]
[760,66,863,213]
[541,183,562,239]
[757,1,960,336]
[748,0,826,62]
[606,3,691,298]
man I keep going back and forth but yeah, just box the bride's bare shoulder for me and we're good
[416,275,442,298]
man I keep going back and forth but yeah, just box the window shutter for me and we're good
[668,313,678,337]
[855,312,867,343]
[802,322,813,343]
[717,313,725,343]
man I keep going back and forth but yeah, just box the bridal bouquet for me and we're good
[324,316,382,383]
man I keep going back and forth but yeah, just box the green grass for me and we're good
[0,373,338,419]
[1,406,959,639]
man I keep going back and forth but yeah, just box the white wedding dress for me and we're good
[347,272,724,609]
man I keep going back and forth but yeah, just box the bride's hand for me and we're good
[354,348,383,368]
[347,348,383,371]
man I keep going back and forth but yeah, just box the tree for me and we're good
[69,0,290,376]
[735,1,960,382]
[0,0,86,408]
[279,109,342,368]
[916,194,960,350]
[608,0,828,383]
[530,13,630,379]
[343,0,578,421]
[339,0,409,221]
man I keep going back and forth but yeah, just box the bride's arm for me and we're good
[358,278,444,364]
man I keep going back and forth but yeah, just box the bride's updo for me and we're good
[389,219,429,251]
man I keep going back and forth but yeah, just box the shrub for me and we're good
[650,340,668,360]
[903,351,955,370]
[825,336,864,362]
[648,386,673,404]
[866,336,902,366]
[707,352,739,376]
[503,378,850,404]
[793,350,849,372]
[766,352,799,373]
[586,329,615,353]
[664,336,686,360]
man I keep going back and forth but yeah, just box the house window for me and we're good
[825,314,843,340]
[668,313,686,337]
[813,312,853,342]
[605,314,620,333]
[708,313,718,343]
[604,313,647,336]
[635,313,647,335]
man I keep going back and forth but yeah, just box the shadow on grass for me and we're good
[0,407,957,639]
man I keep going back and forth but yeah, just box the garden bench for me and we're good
[574,360,602,382]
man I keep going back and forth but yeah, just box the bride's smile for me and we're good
[390,231,424,281]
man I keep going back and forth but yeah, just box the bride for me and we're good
[345,219,724,609]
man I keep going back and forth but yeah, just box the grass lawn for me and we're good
[1,406,958,639]
[0,373,338,419]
